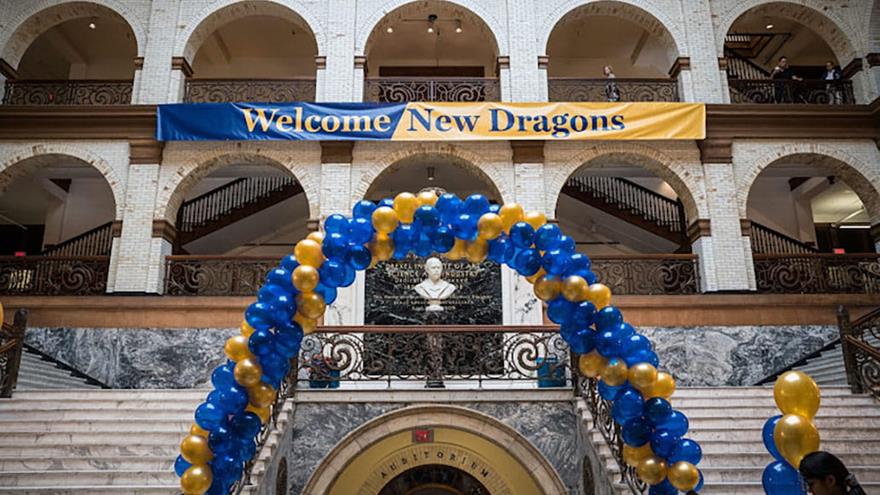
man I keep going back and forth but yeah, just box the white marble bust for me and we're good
[413,257,456,312]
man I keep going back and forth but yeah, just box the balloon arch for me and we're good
[175,191,705,495]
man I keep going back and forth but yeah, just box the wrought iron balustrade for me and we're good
[838,306,880,400]
[591,255,699,295]
[2,80,133,105]
[184,79,316,103]
[0,309,28,398]
[297,325,571,389]
[548,78,679,102]
[0,256,109,296]
[727,78,854,104]
[364,77,500,102]
[164,256,277,296]
[754,253,880,294]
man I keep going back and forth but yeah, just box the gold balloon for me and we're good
[292,265,320,292]
[578,351,608,378]
[623,443,654,467]
[668,462,700,491]
[636,456,667,486]
[534,275,562,302]
[248,382,277,409]
[306,231,325,244]
[372,206,400,234]
[586,283,612,309]
[524,211,547,230]
[180,464,212,495]
[561,275,589,302]
[370,233,395,261]
[465,239,489,263]
[189,424,209,438]
[647,372,676,399]
[628,363,658,391]
[294,239,324,267]
[293,312,317,333]
[234,358,263,387]
[602,358,629,387]
[477,213,504,240]
[774,414,820,468]
[499,203,524,233]
[418,190,438,206]
[224,335,253,362]
[180,434,213,464]
[0,302,4,326]
[239,320,255,338]
[297,292,326,320]
[526,267,547,284]
[774,371,821,419]
[446,239,467,260]
[246,404,271,424]
[393,192,419,223]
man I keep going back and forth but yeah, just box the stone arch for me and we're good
[302,404,568,495]
[715,1,862,62]
[356,0,506,55]
[0,144,125,220]
[0,0,145,69]
[157,149,318,225]
[547,143,705,222]
[176,0,325,64]
[738,145,880,225]
[539,0,685,59]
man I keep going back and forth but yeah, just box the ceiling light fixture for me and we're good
[88,22,96,30]
[455,20,463,33]
[386,26,394,33]
[427,14,437,33]
[765,23,774,30]
[427,166,435,181]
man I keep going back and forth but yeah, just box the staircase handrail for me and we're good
[21,342,110,389]
[40,221,114,256]
[839,306,880,399]
[753,337,842,386]
[749,221,819,254]
[0,309,27,398]
[723,48,772,79]
[177,176,298,232]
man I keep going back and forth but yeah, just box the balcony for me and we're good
[728,79,855,104]
[184,78,316,103]
[0,256,110,296]
[2,80,133,105]
[754,253,880,294]
[548,78,679,102]
[364,77,500,102]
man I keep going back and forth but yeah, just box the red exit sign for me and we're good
[412,429,434,443]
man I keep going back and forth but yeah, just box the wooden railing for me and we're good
[838,306,880,400]
[754,253,880,294]
[177,176,298,234]
[750,222,818,255]
[184,78,316,103]
[723,48,771,80]
[364,77,500,102]
[2,79,133,105]
[548,78,679,102]
[0,256,110,296]
[0,309,27,398]
[41,222,114,257]
[728,78,855,104]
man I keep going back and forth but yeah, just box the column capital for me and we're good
[133,57,144,71]
[740,218,752,237]
[497,56,510,70]
[698,139,733,164]
[151,219,177,244]
[315,56,327,70]
[537,55,549,70]
[687,219,711,244]
[866,53,880,68]
[130,139,164,164]
[171,57,193,78]
[668,57,691,78]
[511,141,544,163]
[321,141,354,163]
[842,58,864,79]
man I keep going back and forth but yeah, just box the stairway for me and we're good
[39,221,114,257]
[792,335,880,387]
[15,346,104,390]
[582,386,880,494]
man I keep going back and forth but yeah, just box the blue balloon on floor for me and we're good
[762,461,805,495]
[622,416,652,446]
[669,438,703,465]
[763,415,785,462]
[510,221,535,249]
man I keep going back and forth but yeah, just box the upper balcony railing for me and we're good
[183,78,316,103]
[364,77,500,102]
[2,80,133,105]
[548,78,680,102]
[728,79,855,104]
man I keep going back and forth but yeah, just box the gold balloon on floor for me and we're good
[248,382,276,408]
[636,456,667,486]
[668,461,700,491]
[180,464,212,495]
[372,206,399,234]
[774,370,820,419]
[180,434,213,464]
[774,413,820,468]
[602,358,628,387]
[578,351,608,378]
[297,292,326,320]
[294,239,323,267]
[623,443,653,467]
[628,363,658,390]
[534,275,562,302]
[292,265,320,292]
[477,213,503,240]
[499,203,524,232]
[234,358,263,387]
[224,335,253,362]
[561,275,588,302]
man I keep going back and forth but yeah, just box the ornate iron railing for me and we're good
[838,306,880,400]
[184,79,316,103]
[364,77,500,102]
[0,309,27,398]
[2,79,133,105]
[41,221,114,257]
[750,222,818,254]
[728,79,854,104]
[754,254,880,294]
[0,256,109,296]
[591,255,699,295]
[164,256,277,296]
[548,78,679,102]
[297,325,571,389]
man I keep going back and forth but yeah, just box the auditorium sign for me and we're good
[157,101,705,141]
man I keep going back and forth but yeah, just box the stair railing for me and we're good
[838,306,880,400]
[21,342,110,389]
[723,48,772,80]
[177,176,297,233]
[0,309,28,398]
[749,222,819,254]
[40,221,114,256]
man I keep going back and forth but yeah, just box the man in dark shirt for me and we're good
[770,56,802,103]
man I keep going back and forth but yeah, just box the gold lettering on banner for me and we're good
[358,445,512,495]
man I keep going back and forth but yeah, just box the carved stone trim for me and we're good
[537,55,549,70]
[152,220,177,243]
[110,220,124,238]
[354,56,367,70]
[867,53,880,68]
[511,141,544,163]
[133,57,144,71]
[171,57,193,78]
[129,139,164,164]
[321,141,354,163]
[687,219,711,243]
[0,58,18,80]
[717,57,728,72]
[668,57,691,78]
[697,139,732,164]
[842,58,864,79]
[497,56,510,70]
[315,56,326,70]
[740,218,753,237]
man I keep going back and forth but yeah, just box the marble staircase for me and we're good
[15,347,103,390]
[792,335,880,387]
[582,386,880,494]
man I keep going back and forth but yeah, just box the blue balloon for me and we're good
[763,415,785,462]
[557,235,576,254]
[431,226,456,253]
[650,430,679,458]
[694,471,705,492]
[598,380,623,401]
[349,217,374,244]
[413,233,433,257]
[232,411,263,439]
[622,416,652,446]
[513,248,542,276]
[341,264,356,287]
[324,214,349,235]
[392,223,416,254]
[378,198,395,208]
[644,397,673,425]
[219,384,248,413]
[453,213,478,241]
[352,199,377,220]
[569,328,595,354]
[257,283,286,304]
[612,388,645,424]
[435,193,462,225]
[209,425,237,455]
[348,244,372,270]
[318,260,345,288]
[509,222,535,249]
[594,306,623,330]
[239,438,257,462]
[245,302,275,331]
[617,323,636,341]
[260,351,289,383]
[648,479,678,495]
[762,461,805,495]
[205,480,231,495]
[414,205,440,232]
[582,270,598,284]
[566,253,592,275]
[463,194,490,216]
[322,232,350,261]
[275,322,303,358]
[211,362,236,390]
[656,410,689,437]
[559,322,579,343]
[248,328,276,357]
[546,297,575,325]
[596,329,622,357]
[541,248,570,275]
[669,438,703,465]
[174,455,191,477]
[279,254,299,272]
[571,301,597,328]
[265,268,295,294]
[534,223,562,251]
[622,334,653,358]
[210,453,238,483]
[315,284,337,305]
[635,349,660,368]
[487,236,510,263]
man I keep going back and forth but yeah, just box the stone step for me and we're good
[0,409,195,422]
[0,432,185,446]
[0,470,177,487]
[0,420,191,433]
[0,445,180,458]
[683,415,880,429]
[0,400,203,411]
[595,447,880,468]
[675,405,880,417]
[587,431,880,453]
[798,358,844,375]
[0,486,178,494]
[691,481,880,495]
[0,457,174,472]
[18,361,89,382]
[668,387,857,397]
[4,390,208,401]
[669,395,877,407]
[15,376,101,390]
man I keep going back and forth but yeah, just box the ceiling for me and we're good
[728,12,837,69]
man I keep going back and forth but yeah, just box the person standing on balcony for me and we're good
[823,61,844,105]
[770,56,802,103]
[799,451,866,495]
[603,65,620,102]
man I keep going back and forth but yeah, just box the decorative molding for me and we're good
[537,55,549,70]
[687,219,711,243]
[151,220,177,244]
[867,53,880,68]
[129,139,164,164]
[171,57,193,78]
[717,57,728,72]
[307,218,320,232]
[842,58,864,79]
[497,55,510,70]
[740,219,753,237]
[511,141,544,163]
[697,139,733,164]
[110,220,124,238]
[354,56,367,70]
[668,57,691,78]
[0,58,19,80]
[314,56,326,70]
[321,141,354,163]
[133,57,144,71]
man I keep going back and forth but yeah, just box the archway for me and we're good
[364,154,502,204]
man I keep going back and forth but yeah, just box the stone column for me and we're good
[169,57,192,103]
[314,56,327,101]
[680,0,726,103]
[112,140,169,293]
[717,58,731,103]
[131,57,144,104]
[135,0,178,104]
[503,0,544,102]
[843,57,876,104]
[353,56,367,102]
[105,221,125,293]
[669,57,693,102]
[537,56,550,101]
[497,56,511,101]
[507,142,545,325]
[320,142,357,325]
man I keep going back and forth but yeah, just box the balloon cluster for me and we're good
[761,371,822,495]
